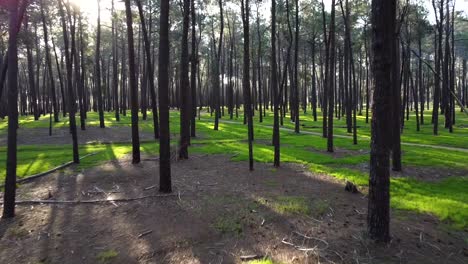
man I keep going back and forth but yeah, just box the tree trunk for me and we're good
[58,0,79,164]
[327,0,336,152]
[124,0,141,164]
[241,0,254,171]
[179,0,191,159]
[158,0,171,193]
[96,0,105,128]
[368,0,396,242]
[272,0,280,167]
[2,0,21,219]
[135,0,160,139]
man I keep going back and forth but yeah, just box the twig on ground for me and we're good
[239,255,263,261]
[137,230,153,238]
[0,193,181,205]
[143,185,157,191]
[292,231,329,250]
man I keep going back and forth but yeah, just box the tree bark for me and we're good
[368,0,396,242]
[124,0,141,164]
[158,0,171,193]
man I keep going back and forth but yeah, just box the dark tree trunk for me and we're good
[272,0,280,167]
[293,0,300,133]
[96,0,105,128]
[135,0,160,139]
[311,39,318,121]
[58,0,79,164]
[368,0,396,242]
[124,0,141,164]
[40,0,58,122]
[158,0,171,193]
[112,0,120,122]
[432,0,443,135]
[213,0,224,131]
[190,0,197,137]
[51,36,66,117]
[24,16,38,121]
[321,0,329,138]
[179,0,191,159]
[241,0,254,171]
[3,0,21,219]
[327,0,336,152]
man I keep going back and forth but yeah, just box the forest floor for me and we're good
[0,109,467,263]
[0,154,467,264]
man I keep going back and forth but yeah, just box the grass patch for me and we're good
[213,215,243,235]
[249,258,277,264]
[311,199,330,217]
[258,196,311,215]
[97,249,118,263]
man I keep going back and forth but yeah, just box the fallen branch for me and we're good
[0,193,180,205]
[0,152,99,188]
[137,230,153,238]
[292,231,329,250]
[239,255,263,261]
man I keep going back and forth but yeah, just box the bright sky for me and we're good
[68,0,124,26]
[70,0,468,26]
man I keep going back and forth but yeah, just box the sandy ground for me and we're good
[0,154,466,264]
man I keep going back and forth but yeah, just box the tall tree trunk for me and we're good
[368,0,396,242]
[293,0,300,133]
[24,15,38,120]
[112,0,120,122]
[3,0,22,218]
[179,0,191,159]
[272,0,280,167]
[432,0,443,135]
[58,0,79,163]
[135,0,160,139]
[96,0,105,128]
[190,0,197,137]
[124,0,141,164]
[158,0,171,193]
[241,0,254,171]
[213,0,224,131]
[327,0,336,152]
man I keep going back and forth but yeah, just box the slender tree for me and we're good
[241,0,254,171]
[135,0,159,139]
[58,0,79,163]
[327,0,336,152]
[190,0,197,137]
[124,0,141,164]
[2,0,22,218]
[272,0,280,167]
[179,0,191,159]
[95,0,105,128]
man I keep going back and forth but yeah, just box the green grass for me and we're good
[0,109,467,228]
[257,196,311,215]
[213,214,243,235]
[249,258,277,264]
[96,249,118,264]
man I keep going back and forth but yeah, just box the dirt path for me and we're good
[202,118,468,153]
[0,154,466,264]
